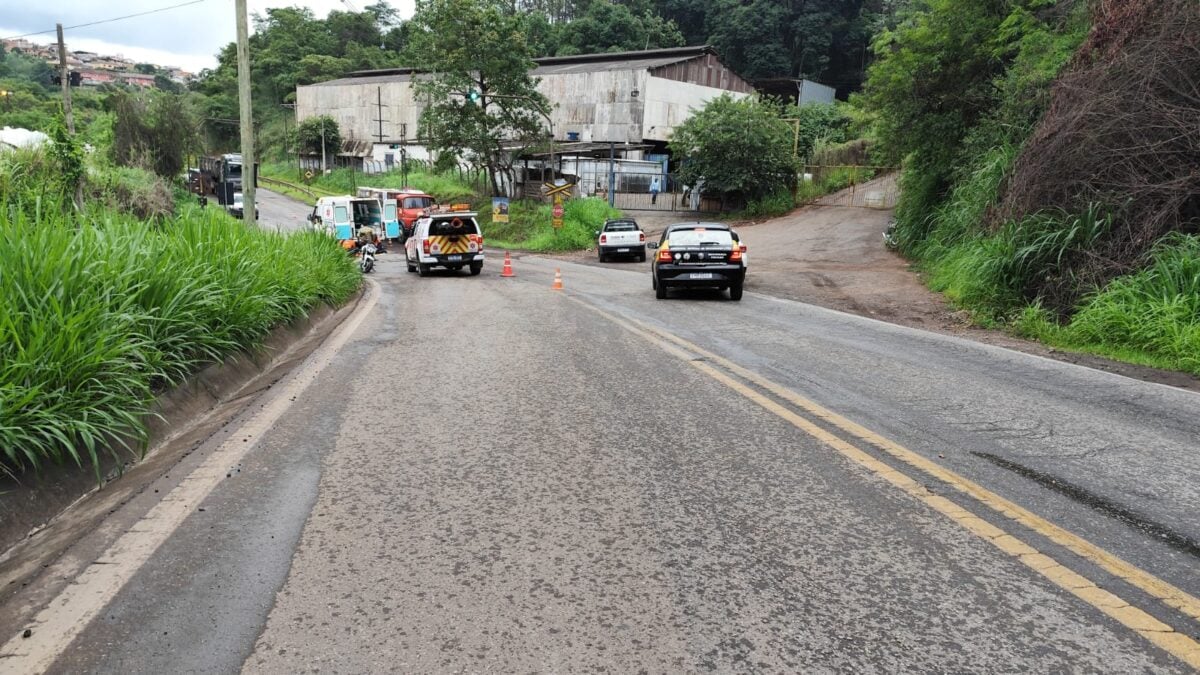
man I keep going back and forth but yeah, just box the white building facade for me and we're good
[295,46,754,169]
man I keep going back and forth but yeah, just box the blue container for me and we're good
[566,131,581,142]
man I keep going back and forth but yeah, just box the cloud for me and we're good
[3,0,414,73]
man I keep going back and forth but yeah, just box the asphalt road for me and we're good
[2,252,1199,672]
[254,188,313,233]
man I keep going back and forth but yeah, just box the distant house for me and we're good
[119,72,156,88]
[295,45,753,173]
[78,69,117,86]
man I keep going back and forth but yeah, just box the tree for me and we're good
[553,1,684,55]
[107,90,199,178]
[135,63,158,75]
[298,115,341,158]
[794,102,851,160]
[407,0,549,196]
[670,94,798,201]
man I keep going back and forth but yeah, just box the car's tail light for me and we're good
[730,247,742,262]
[639,232,645,242]
[422,240,431,254]
[740,244,747,253]
[658,247,672,262]
[600,234,607,244]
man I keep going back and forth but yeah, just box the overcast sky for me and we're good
[1,0,414,73]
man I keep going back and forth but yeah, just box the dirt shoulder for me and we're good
[545,180,1200,394]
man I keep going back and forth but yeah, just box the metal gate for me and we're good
[806,166,901,209]
[574,168,717,213]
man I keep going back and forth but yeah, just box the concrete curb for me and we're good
[0,290,365,573]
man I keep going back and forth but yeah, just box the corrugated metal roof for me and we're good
[309,46,718,85]
[309,72,416,87]
[533,55,694,76]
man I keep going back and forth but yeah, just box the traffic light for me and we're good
[466,89,480,104]
[69,71,82,87]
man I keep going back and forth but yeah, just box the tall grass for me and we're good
[1052,234,1200,374]
[261,162,479,203]
[0,201,360,478]
[927,205,1109,320]
[483,197,621,251]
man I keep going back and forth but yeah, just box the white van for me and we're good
[310,196,381,242]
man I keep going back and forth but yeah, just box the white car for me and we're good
[405,210,485,276]
[596,219,647,262]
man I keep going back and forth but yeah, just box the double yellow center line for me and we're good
[572,295,1200,669]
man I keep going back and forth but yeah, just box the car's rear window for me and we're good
[403,197,433,209]
[429,217,479,236]
[605,222,638,232]
[668,229,733,247]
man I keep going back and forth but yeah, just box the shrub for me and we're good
[0,201,360,478]
[483,197,620,251]
[1062,234,1200,374]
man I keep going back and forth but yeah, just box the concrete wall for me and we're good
[296,79,423,144]
[534,69,646,144]
[298,67,749,149]
[641,76,751,143]
[798,79,836,106]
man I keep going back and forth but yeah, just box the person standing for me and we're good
[649,176,661,205]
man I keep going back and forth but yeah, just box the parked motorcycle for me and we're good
[359,242,377,273]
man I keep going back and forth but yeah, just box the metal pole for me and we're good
[235,0,256,225]
[608,141,615,207]
[321,127,327,175]
[547,112,555,185]
[57,24,83,210]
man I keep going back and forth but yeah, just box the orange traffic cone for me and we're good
[551,268,564,291]
[501,250,515,277]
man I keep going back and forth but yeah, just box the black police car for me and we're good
[648,223,747,301]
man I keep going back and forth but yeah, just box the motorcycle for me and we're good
[359,242,377,273]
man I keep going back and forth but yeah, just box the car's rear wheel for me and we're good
[417,263,431,277]
[598,251,607,262]
[638,253,646,262]
[729,283,744,301]
[655,278,667,299]
[469,262,482,276]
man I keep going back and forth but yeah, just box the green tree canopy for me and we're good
[298,115,342,157]
[551,1,684,55]
[670,94,798,201]
[407,0,548,196]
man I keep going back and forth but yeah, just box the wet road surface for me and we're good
[2,252,1199,672]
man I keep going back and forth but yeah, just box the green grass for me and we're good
[796,166,878,204]
[261,162,480,204]
[925,205,1109,321]
[1014,234,1200,375]
[0,200,361,479]
[741,190,797,220]
[481,197,622,251]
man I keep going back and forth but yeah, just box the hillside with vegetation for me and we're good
[865,0,1200,374]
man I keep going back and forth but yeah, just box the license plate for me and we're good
[690,272,714,280]
[447,255,462,262]
[617,248,630,252]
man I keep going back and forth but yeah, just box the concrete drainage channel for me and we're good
[0,289,366,598]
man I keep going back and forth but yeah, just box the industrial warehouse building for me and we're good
[294,46,755,203]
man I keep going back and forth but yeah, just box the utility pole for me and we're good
[372,86,387,144]
[56,23,82,210]
[235,0,257,226]
[56,25,75,134]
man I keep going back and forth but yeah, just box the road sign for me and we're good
[304,170,314,180]
[544,181,574,197]
[552,195,564,229]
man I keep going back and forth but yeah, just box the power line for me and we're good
[2,0,210,41]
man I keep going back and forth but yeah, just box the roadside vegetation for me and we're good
[0,142,361,479]
[865,0,1200,376]
[483,198,621,251]
[261,162,480,205]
